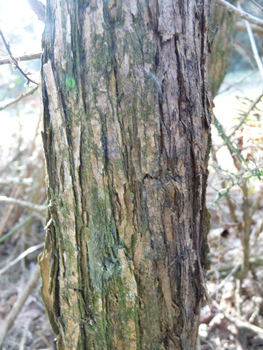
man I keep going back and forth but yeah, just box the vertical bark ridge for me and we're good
[40,0,212,349]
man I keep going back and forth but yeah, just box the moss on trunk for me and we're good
[39,0,212,349]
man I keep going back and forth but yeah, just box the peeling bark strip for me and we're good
[40,0,212,349]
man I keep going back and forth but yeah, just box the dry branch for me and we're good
[212,300,263,338]
[0,53,41,65]
[0,242,44,275]
[0,195,47,214]
[218,0,263,28]
[236,21,263,34]
[250,0,263,12]
[229,93,263,139]
[244,19,263,78]
[209,261,242,299]
[0,86,38,111]
[235,42,257,69]
[0,215,35,244]
[0,177,33,187]
[0,28,38,85]
[19,319,31,350]
[0,264,40,347]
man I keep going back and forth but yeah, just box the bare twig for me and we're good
[217,0,263,28]
[0,264,40,347]
[0,242,44,275]
[207,257,263,275]
[0,28,38,85]
[235,41,257,69]
[199,336,215,350]
[0,52,41,66]
[209,260,242,299]
[19,319,32,350]
[0,86,38,111]
[27,0,46,23]
[217,71,256,96]
[0,111,42,237]
[36,331,54,348]
[0,214,36,244]
[236,21,263,34]
[0,177,33,187]
[0,187,23,238]
[0,150,24,173]
[250,0,263,12]
[244,18,263,79]
[250,217,263,248]
[213,117,245,170]
[210,146,238,221]
[0,195,47,214]
[228,93,263,139]
[212,299,263,338]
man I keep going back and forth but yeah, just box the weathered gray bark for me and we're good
[39,0,212,349]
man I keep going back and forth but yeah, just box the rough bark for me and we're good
[39,0,212,349]
[208,0,237,97]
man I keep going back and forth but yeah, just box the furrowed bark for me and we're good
[39,0,212,349]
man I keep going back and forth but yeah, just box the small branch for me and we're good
[228,93,263,139]
[0,264,40,348]
[36,331,53,348]
[213,117,246,170]
[199,336,215,350]
[0,177,33,187]
[217,0,263,28]
[0,28,38,85]
[27,0,46,23]
[245,18,263,79]
[0,195,47,214]
[0,242,44,275]
[235,41,257,70]
[241,181,252,278]
[217,71,256,96]
[0,215,36,244]
[212,299,263,338]
[209,261,241,299]
[210,147,238,221]
[19,319,31,350]
[236,21,263,34]
[250,217,263,248]
[0,86,38,111]
[250,0,263,12]
[0,53,41,66]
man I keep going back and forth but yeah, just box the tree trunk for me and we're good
[39,0,212,349]
[208,0,237,97]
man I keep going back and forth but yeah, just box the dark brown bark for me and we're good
[39,0,212,349]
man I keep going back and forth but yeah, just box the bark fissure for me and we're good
[39,0,212,349]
